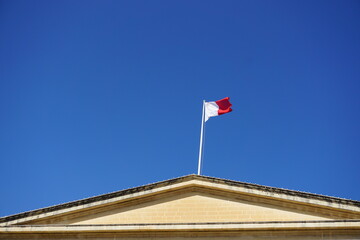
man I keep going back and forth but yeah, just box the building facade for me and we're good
[1,174,360,239]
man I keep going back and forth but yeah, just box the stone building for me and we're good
[1,174,360,239]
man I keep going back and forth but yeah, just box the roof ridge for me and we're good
[197,175,360,204]
[1,174,359,224]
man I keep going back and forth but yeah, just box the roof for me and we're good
[1,174,360,225]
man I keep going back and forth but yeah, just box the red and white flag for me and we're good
[204,97,232,122]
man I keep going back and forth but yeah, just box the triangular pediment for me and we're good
[49,191,332,225]
[1,175,360,226]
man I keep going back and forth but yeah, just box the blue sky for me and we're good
[1,0,359,217]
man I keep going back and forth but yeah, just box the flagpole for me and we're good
[197,100,205,175]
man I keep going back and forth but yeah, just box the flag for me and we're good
[204,97,232,122]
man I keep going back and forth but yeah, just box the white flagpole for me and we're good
[197,100,205,175]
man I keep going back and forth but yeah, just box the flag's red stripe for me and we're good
[215,97,232,116]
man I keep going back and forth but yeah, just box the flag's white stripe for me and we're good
[204,101,219,122]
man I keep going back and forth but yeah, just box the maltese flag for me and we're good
[204,97,232,122]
